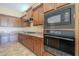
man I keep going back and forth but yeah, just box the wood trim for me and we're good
[32,3,43,11]
[55,3,70,9]
[75,4,79,56]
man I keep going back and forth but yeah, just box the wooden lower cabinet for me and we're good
[18,34,24,44]
[33,37,44,55]
[26,35,34,51]
[18,34,44,56]
[29,36,34,51]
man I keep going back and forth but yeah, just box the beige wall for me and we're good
[0,7,23,17]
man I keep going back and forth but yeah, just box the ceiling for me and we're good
[0,3,33,12]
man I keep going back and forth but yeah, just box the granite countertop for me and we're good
[19,32,43,38]
[0,31,44,38]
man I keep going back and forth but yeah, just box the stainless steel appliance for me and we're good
[44,4,75,29]
[44,4,75,56]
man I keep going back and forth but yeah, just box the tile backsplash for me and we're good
[23,25,43,32]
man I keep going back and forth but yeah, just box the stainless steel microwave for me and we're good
[44,4,75,29]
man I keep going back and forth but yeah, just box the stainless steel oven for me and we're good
[44,34,75,56]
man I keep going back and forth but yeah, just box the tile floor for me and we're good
[0,42,36,56]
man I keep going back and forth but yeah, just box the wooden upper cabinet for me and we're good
[0,14,22,27]
[33,9,39,26]
[33,4,44,26]
[55,3,69,9]
[38,5,44,25]
[43,3,69,12]
[8,17,16,27]
[43,3,55,12]
[16,19,22,27]
[0,15,8,27]
[21,19,30,27]
[14,19,18,27]
[14,18,22,27]
[21,7,32,27]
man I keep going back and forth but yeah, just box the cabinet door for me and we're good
[43,3,55,12]
[24,35,28,47]
[33,4,44,26]
[33,9,39,26]
[38,5,44,25]
[18,19,22,27]
[22,35,27,46]
[36,38,43,55]
[33,38,37,54]
[8,17,16,27]
[18,34,25,44]
[15,19,22,27]
[14,19,17,27]
[0,16,8,27]
[34,37,43,55]
[18,34,23,44]
[21,19,26,27]
[26,36,34,51]
[25,35,30,48]
[55,3,69,8]
[29,36,34,51]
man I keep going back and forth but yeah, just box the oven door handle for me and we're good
[44,35,74,41]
